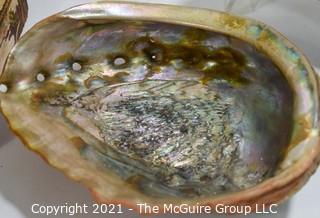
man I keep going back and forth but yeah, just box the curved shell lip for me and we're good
[0,1,319,210]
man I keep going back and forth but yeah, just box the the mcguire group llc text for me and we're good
[137,203,278,215]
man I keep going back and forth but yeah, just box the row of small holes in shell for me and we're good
[0,56,129,93]
[0,62,84,93]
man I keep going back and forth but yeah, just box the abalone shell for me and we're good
[0,2,318,209]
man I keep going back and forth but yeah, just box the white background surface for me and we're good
[0,0,320,217]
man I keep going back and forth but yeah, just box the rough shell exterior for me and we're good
[0,0,28,74]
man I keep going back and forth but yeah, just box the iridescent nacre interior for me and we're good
[1,20,294,197]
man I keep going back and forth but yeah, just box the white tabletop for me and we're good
[1,1,320,217]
